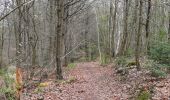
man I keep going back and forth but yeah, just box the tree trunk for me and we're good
[94,8,102,62]
[118,0,129,56]
[112,0,118,57]
[109,0,113,58]
[14,0,23,99]
[64,5,69,66]
[146,0,151,53]
[168,11,170,42]
[109,0,117,58]
[56,0,65,80]
[48,0,54,64]
[0,21,4,69]
[15,0,22,68]
[85,12,89,61]
[135,0,143,71]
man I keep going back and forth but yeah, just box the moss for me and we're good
[137,90,151,100]
[68,63,76,69]
[33,87,43,93]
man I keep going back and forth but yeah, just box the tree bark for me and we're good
[56,0,65,80]
[0,21,4,69]
[85,12,89,61]
[118,0,129,56]
[48,0,54,64]
[135,0,143,71]
[14,0,23,99]
[168,11,170,42]
[109,0,117,58]
[109,0,113,58]
[15,0,23,68]
[146,0,151,52]
[94,8,102,62]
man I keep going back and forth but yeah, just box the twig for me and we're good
[0,0,35,21]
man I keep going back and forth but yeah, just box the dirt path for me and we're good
[23,62,129,100]
[23,62,170,100]
[54,62,128,100]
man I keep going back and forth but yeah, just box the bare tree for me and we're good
[168,11,170,42]
[14,0,24,99]
[109,0,118,57]
[55,0,65,79]
[118,0,129,55]
[145,0,151,52]
[135,0,143,71]
[0,21,4,68]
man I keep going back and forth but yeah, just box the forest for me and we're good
[0,0,170,100]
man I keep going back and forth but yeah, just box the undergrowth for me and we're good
[137,90,151,100]
[0,69,16,100]
[68,63,76,69]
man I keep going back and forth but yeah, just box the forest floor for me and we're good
[22,62,170,100]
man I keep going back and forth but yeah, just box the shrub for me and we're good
[0,68,16,100]
[115,56,127,67]
[0,69,5,76]
[144,59,168,78]
[0,74,16,100]
[157,29,167,41]
[124,48,134,57]
[150,63,168,78]
[149,41,170,66]
[150,68,167,78]
[148,40,170,75]
[100,53,110,65]
[115,56,135,67]
[137,90,151,100]
[0,87,16,100]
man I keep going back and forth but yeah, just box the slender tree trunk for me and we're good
[146,0,151,53]
[136,0,143,71]
[7,18,11,62]
[56,0,64,80]
[15,0,23,99]
[109,0,113,58]
[31,9,38,66]
[48,0,54,63]
[118,0,129,55]
[85,12,89,61]
[32,45,37,66]
[15,0,22,69]
[168,11,170,42]
[109,0,117,58]
[64,5,69,66]
[130,0,138,52]
[112,0,118,57]
[94,8,102,62]
[0,21,4,69]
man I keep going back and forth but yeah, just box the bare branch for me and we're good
[0,0,35,22]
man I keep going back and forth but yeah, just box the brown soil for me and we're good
[22,62,170,100]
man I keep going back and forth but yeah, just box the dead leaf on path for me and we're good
[39,82,51,87]
[77,90,85,93]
